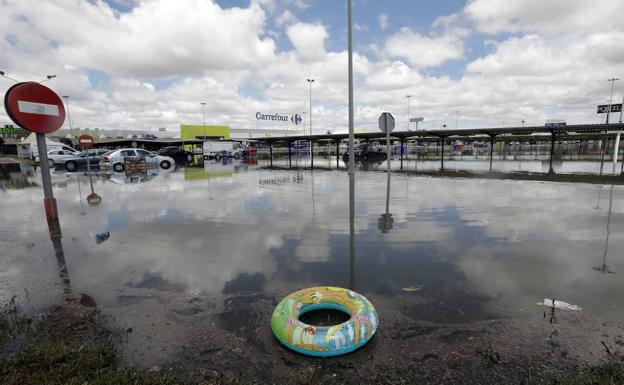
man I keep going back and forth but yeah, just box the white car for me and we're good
[45,148,81,167]
[99,148,175,172]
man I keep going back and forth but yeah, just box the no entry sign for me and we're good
[78,135,94,149]
[4,82,65,134]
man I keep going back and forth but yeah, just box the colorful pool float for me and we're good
[271,287,378,357]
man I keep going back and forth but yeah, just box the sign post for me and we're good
[78,134,100,204]
[378,112,395,232]
[4,82,66,220]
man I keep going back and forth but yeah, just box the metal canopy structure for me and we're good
[254,123,624,143]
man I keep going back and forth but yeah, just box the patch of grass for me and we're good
[0,343,184,385]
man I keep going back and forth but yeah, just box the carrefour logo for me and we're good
[291,114,303,125]
[256,112,303,125]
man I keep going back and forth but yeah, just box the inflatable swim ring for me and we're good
[271,287,378,357]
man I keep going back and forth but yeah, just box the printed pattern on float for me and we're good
[271,287,378,357]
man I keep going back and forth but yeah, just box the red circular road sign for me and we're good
[3,82,66,134]
[78,134,94,149]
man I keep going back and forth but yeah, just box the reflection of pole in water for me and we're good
[76,174,86,215]
[47,218,72,295]
[349,171,355,290]
[594,184,616,274]
[378,162,394,233]
[311,170,316,218]
[595,185,603,210]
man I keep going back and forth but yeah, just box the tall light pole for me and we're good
[62,95,75,146]
[307,79,314,136]
[347,0,354,172]
[406,95,412,130]
[606,77,619,124]
[455,110,459,129]
[200,102,206,139]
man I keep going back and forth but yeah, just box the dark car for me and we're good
[158,146,194,163]
[55,149,111,172]
[342,143,387,163]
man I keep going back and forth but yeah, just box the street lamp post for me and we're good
[606,78,619,124]
[201,102,206,139]
[62,96,75,146]
[455,110,459,129]
[307,79,314,136]
[406,95,412,130]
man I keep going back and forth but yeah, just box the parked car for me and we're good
[55,149,111,172]
[157,146,194,163]
[99,148,175,172]
[342,143,387,163]
[45,148,81,167]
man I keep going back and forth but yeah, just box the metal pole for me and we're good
[489,136,494,172]
[310,140,314,169]
[606,78,619,124]
[36,133,58,220]
[613,132,621,174]
[440,137,445,171]
[549,133,556,174]
[269,142,273,167]
[600,137,607,175]
[86,151,94,194]
[201,102,206,140]
[336,140,340,168]
[62,96,74,146]
[347,0,355,172]
[400,138,404,170]
[308,80,314,136]
[406,95,412,130]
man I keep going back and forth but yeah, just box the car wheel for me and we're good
[113,162,125,172]
[48,159,54,168]
[186,154,193,163]
[160,160,171,170]
[65,161,77,172]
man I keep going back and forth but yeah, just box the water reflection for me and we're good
[594,184,616,274]
[1,166,623,325]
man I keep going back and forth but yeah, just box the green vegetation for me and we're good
[0,344,183,385]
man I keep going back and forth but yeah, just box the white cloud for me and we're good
[275,9,298,27]
[4,0,276,78]
[465,0,624,35]
[384,27,465,68]
[286,22,329,62]
[378,14,389,31]
[1,0,624,134]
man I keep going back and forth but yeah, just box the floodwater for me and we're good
[1,159,623,380]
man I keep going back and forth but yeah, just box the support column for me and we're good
[336,140,340,169]
[578,140,582,157]
[489,136,494,172]
[269,142,273,167]
[549,133,556,174]
[288,141,292,168]
[400,138,404,171]
[440,137,445,171]
[310,140,314,169]
[600,137,607,175]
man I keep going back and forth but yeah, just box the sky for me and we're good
[1,0,624,134]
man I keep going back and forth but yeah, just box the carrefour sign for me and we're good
[256,112,303,125]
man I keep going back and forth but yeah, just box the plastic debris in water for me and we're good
[95,231,110,244]
[402,284,426,292]
[537,298,582,311]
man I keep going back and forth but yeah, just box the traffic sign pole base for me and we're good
[44,197,58,220]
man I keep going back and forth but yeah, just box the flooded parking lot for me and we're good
[1,160,624,383]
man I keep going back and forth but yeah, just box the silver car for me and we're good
[99,148,175,172]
